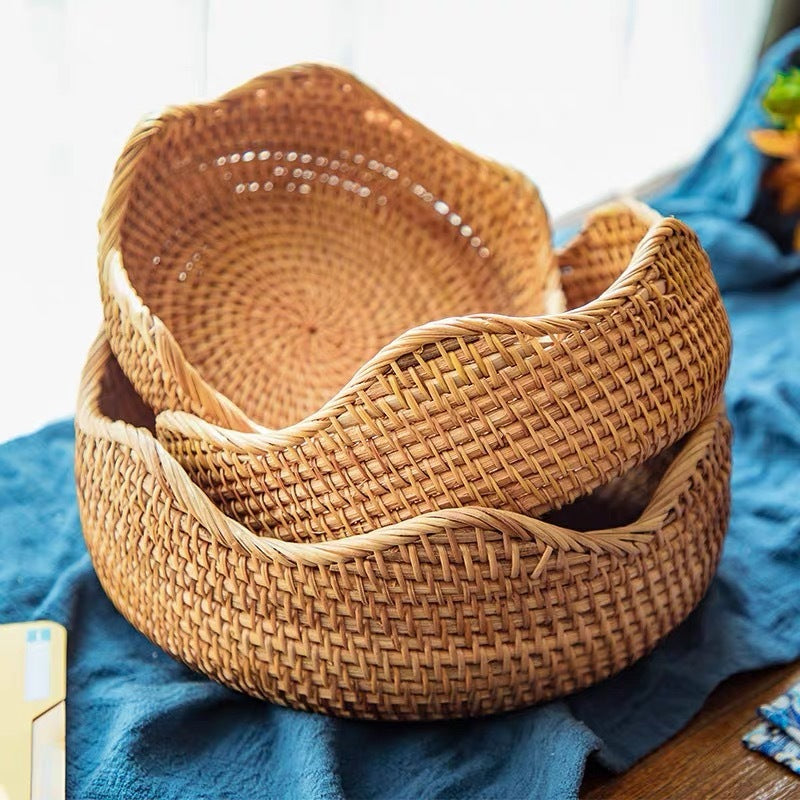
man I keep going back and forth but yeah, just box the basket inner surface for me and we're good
[543,440,679,530]
[116,71,564,430]
[101,355,156,432]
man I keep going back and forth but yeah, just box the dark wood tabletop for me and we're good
[581,662,800,800]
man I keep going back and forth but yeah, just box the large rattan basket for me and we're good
[156,200,731,541]
[76,336,731,720]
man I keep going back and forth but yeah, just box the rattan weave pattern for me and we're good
[83,64,735,719]
[99,63,561,433]
[97,64,730,543]
[156,202,731,541]
[76,337,731,720]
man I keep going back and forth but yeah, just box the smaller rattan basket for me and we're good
[100,63,561,433]
[156,201,731,542]
[76,336,731,720]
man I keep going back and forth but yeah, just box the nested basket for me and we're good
[156,200,731,541]
[100,63,562,433]
[76,336,731,720]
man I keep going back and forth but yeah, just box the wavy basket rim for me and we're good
[78,335,725,568]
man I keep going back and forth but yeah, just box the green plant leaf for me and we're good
[763,68,800,130]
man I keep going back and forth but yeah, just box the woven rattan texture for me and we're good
[76,337,731,720]
[99,64,560,432]
[156,203,731,542]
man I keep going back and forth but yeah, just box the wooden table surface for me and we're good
[581,662,800,799]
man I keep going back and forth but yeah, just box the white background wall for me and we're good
[0,0,771,442]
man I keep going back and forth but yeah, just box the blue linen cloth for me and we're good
[2,31,800,800]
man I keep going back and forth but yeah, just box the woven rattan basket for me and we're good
[76,336,731,720]
[156,201,731,541]
[100,63,561,433]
